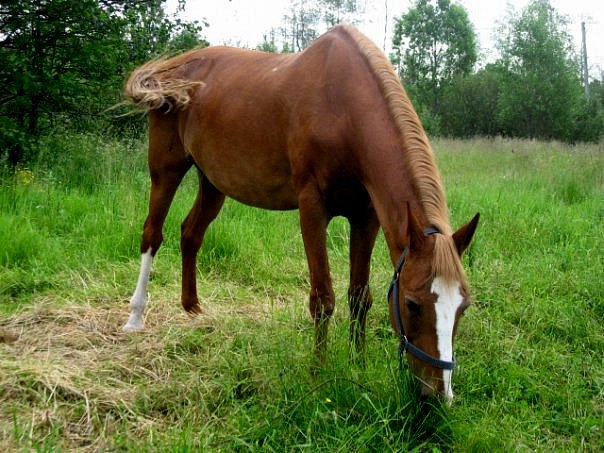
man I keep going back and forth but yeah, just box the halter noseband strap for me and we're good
[388,226,456,371]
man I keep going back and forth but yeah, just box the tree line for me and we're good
[391,0,604,143]
[271,0,604,143]
[1,0,602,167]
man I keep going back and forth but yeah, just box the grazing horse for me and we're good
[122,25,479,401]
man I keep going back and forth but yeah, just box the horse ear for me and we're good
[406,203,425,251]
[452,213,480,256]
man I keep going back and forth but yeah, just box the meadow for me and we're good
[0,133,602,451]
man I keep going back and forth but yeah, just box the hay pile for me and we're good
[0,293,270,451]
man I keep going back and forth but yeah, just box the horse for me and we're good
[122,25,479,401]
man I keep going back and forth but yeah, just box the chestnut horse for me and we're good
[123,25,479,401]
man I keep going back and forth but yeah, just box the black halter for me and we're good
[387,226,456,371]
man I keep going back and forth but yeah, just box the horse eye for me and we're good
[405,298,421,314]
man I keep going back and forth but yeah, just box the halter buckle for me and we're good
[399,335,409,355]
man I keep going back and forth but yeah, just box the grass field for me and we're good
[0,133,602,451]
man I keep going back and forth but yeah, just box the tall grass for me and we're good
[0,133,602,450]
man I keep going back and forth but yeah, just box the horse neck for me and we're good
[362,156,420,261]
[360,139,450,263]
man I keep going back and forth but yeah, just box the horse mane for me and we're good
[337,25,466,283]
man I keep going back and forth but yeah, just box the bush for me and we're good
[571,96,604,143]
[440,67,501,138]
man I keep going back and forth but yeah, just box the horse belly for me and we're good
[182,63,300,210]
[193,142,298,211]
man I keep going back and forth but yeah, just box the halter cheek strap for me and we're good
[388,226,456,371]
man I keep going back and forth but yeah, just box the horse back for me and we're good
[149,28,389,212]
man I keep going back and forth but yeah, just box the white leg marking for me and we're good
[432,276,464,402]
[123,248,153,332]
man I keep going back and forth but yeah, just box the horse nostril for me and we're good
[418,381,453,405]
[420,382,436,398]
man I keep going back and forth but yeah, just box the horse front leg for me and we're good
[298,187,334,366]
[180,173,225,313]
[348,209,380,359]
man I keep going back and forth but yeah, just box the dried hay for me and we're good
[0,290,283,450]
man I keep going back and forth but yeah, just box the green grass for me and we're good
[0,133,602,451]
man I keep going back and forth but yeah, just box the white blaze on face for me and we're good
[431,276,464,401]
[123,248,153,332]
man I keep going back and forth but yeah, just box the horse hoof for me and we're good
[123,315,144,332]
[183,300,202,315]
[122,324,144,333]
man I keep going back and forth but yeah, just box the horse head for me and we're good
[390,209,479,402]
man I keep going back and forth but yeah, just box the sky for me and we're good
[166,0,603,80]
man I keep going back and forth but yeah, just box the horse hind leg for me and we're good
[180,172,225,313]
[123,124,192,332]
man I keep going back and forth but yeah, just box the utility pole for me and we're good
[581,21,590,98]
[383,0,388,52]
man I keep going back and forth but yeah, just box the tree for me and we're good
[572,95,604,143]
[279,0,362,52]
[0,0,123,163]
[0,0,204,165]
[281,0,321,52]
[440,64,502,137]
[257,31,279,53]
[589,77,604,106]
[495,0,582,141]
[391,0,477,117]
[166,19,209,54]
[319,0,362,27]
[121,1,205,61]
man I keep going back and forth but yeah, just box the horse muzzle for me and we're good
[417,372,454,404]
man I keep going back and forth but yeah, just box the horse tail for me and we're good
[124,57,205,112]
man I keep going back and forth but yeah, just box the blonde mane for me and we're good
[339,25,466,283]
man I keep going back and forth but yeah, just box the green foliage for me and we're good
[413,100,442,136]
[0,0,124,163]
[495,0,583,141]
[166,21,208,54]
[0,134,602,450]
[279,0,363,52]
[0,0,205,166]
[572,94,604,143]
[121,2,206,61]
[257,31,279,53]
[440,65,502,137]
[590,78,604,105]
[395,0,603,143]
[392,0,477,116]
